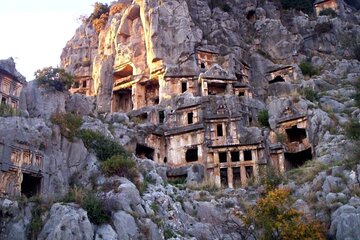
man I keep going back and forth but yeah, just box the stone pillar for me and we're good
[240,166,247,186]
[201,79,208,96]
[279,152,285,173]
[227,167,233,188]
[132,82,145,110]
[226,83,233,95]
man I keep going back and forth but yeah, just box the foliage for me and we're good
[345,119,360,140]
[209,0,231,12]
[302,87,319,102]
[286,160,327,185]
[101,155,137,179]
[50,112,82,141]
[280,0,315,14]
[92,13,108,33]
[258,109,270,128]
[167,177,186,186]
[164,229,176,239]
[109,3,126,16]
[28,203,43,240]
[241,188,326,240]
[35,67,74,92]
[77,129,129,161]
[276,132,287,144]
[299,61,319,77]
[259,167,284,192]
[82,192,111,225]
[187,180,219,193]
[315,22,333,34]
[0,103,19,117]
[63,187,110,225]
[319,8,337,17]
[88,2,109,22]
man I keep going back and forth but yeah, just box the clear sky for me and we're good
[0,0,108,80]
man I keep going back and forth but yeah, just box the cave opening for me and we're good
[284,148,313,170]
[285,126,307,143]
[135,144,154,160]
[21,173,41,198]
[269,76,285,84]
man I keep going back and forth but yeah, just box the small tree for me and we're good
[241,188,326,240]
[258,109,270,127]
[35,67,74,92]
[299,61,319,77]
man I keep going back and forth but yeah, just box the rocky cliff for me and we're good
[1,0,360,239]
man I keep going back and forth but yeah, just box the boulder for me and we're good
[38,203,94,240]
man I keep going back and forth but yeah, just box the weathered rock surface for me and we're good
[38,203,94,240]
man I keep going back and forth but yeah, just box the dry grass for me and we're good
[187,180,219,193]
[286,160,328,185]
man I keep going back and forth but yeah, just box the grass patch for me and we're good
[101,155,137,180]
[299,61,319,77]
[187,180,219,193]
[63,187,110,225]
[77,129,128,161]
[301,87,319,102]
[50,112,82,142]
[0,103,19,117]
[286,160,328,185]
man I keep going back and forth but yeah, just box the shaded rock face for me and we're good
[38,203,94,240]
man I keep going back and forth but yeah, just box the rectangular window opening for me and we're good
[188,112,194,124]
[244,150,252,161]
[217,124,223,137]
[219,152,227,163]
[181,82,187,93]
[231,151,240,162]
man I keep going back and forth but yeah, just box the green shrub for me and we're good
[35,67,74,92]
[164,229,176,239]
[101,155,137,179]
[28,204,43,240]
[50,112,82,141]
[280,0,314,14]
[259,166,284,192]
[299,61,319,77]
[82,193,111,225]
[345,119,360,140]
[0,104,19,117]
[315,22,333,34]
[63,187,110,225]
[258,109,270,127]
[77,129,129,161]
[302,87,319,102]
[319,8,337,17]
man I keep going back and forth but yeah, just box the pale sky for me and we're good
[0,0,109,80]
